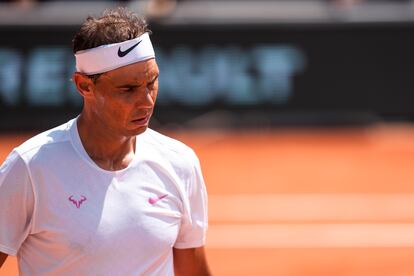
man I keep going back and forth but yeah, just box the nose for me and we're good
[135,87,155,109]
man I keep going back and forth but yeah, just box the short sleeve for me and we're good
[0,151,35,256]
[174,151,208,249]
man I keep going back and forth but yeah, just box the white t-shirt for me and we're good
[0,118,208,276]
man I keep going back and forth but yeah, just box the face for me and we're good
[88,58,159,137]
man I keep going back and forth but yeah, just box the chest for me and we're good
[28,161,184,256]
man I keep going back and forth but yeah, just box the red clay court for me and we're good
[2,124,414,275]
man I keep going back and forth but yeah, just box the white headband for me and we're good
[75,32,155,75]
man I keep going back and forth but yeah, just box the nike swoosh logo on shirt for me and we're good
[117,40,142,57]
[149,194,168,205]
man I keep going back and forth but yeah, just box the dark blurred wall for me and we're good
[1,21,414,130]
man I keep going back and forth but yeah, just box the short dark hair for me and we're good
[72,7,150,80]
[72,7,150,54]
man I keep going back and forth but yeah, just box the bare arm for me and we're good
[0,252,7,268]
[173,246,211,276]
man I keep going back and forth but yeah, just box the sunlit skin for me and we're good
[73,58,159,171]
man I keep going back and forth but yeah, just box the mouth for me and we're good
[131,114,151,126]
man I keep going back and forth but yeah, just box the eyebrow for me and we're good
[149,73,159,83]
[115,83,141,89]
[115,73,159,88]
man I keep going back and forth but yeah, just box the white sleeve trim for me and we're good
[0,244,18,256]
[173,237,206,249]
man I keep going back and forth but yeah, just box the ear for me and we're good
[73,72,95,98]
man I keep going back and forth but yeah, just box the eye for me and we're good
[119,85,140,93]
[121,87,134,92]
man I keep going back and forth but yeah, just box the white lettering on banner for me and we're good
[156,45,306,105]
[253,46,306,103]
[0,49,22,106]
[0,45,306,107]
[26,48,68,106]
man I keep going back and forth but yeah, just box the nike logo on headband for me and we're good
[118,40,142,57]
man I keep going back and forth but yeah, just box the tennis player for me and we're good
[0,7,210,275]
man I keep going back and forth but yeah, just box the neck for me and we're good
[77,112,136,171]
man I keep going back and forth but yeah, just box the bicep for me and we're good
[173,246,211,276]
[0,252,8,268]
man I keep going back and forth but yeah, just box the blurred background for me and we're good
[1,0,414,275]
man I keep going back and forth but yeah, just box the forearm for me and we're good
[173,247,211,276]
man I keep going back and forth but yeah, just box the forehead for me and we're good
[103,58,159,83]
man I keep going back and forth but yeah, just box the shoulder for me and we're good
[141,128,201,177]
[13,119,74,163]
[143,128,198,161]
[0,150,25,176]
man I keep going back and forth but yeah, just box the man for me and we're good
[0,7,210,276]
